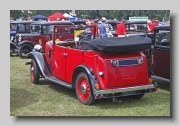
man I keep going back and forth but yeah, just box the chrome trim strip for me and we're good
[151,75,170,83]
[110,57,143,67]
[94,84,155,95]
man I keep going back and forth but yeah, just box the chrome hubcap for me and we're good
[80,84,86,95]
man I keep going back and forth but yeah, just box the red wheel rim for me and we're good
[30,62,34,81]
[77,77,90,101]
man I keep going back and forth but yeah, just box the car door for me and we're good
[151,29,170,82]
[49,26,66,81]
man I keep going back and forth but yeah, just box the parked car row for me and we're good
[10,20,170,105]
[10,20,87,58]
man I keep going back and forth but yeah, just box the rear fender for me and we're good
[27,52,46,78]
[72,65,98,99]
[19,40,34,47]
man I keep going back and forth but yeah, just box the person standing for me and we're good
[98,17,109,38]
[116,19,127,37]
[90,19,99,38]
[147,20,155,33]
[20,17,24,21]
[161,20,166,25]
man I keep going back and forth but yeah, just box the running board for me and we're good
[45,76,72,89]
[42,60,72,89]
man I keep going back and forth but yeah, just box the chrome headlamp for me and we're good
[75,37,79,42]
[18,35,22,42]
[33,44,42,52]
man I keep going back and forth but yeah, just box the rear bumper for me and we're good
[94,83,157,95]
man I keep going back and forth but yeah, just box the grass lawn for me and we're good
[10,56,170,116]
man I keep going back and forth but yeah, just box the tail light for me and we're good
[95,83,99,90]
[149,78,153,83]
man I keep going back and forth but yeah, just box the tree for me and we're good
[10,10,170,21]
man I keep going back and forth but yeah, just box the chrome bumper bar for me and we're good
[94,84,156,95]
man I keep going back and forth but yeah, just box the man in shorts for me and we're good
[98,17,109,38]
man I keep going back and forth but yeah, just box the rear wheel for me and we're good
[19,44,33,59]
[30,59,39,84]
[75,72,95,105]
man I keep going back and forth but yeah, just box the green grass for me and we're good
[10,56,170,116]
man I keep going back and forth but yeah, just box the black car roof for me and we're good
[98,20,120,24]
[31,21,73,25]
[106,20,120,24]
[155,24,170,30]
[10,20,15,23]
[125,20,147,25]
[10,21,38,24]
[71,20,86,23]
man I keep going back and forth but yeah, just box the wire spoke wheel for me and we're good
[75,72,95,105]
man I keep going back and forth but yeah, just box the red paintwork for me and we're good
[31,61,34,81]
[21,35,51,51]
[44,25,151,91]
[97,53,149,89]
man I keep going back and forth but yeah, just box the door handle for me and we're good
[63,53,67,56]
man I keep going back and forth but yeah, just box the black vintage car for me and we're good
[150,24,170,83]
[10,21,16,40]
[10,21,38,42]
[13,21,74,58]
[71,20,86,25]
[124,20,154,41]
[10,21,38,57]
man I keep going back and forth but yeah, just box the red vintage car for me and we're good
[26,25,158,105]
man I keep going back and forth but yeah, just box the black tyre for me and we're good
[75,72,95,105]
[10,43,19,57]
[19,44,33,59]
[30,59,39,84]
[10,49,19,57]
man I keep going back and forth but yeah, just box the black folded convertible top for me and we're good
[81,36,152,53]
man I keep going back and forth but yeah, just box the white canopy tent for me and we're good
[63,13,74,19]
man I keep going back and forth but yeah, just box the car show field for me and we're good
[10,10,171,116]
[10,57,170,116]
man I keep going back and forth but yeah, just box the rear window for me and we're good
[155,30,170,47]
